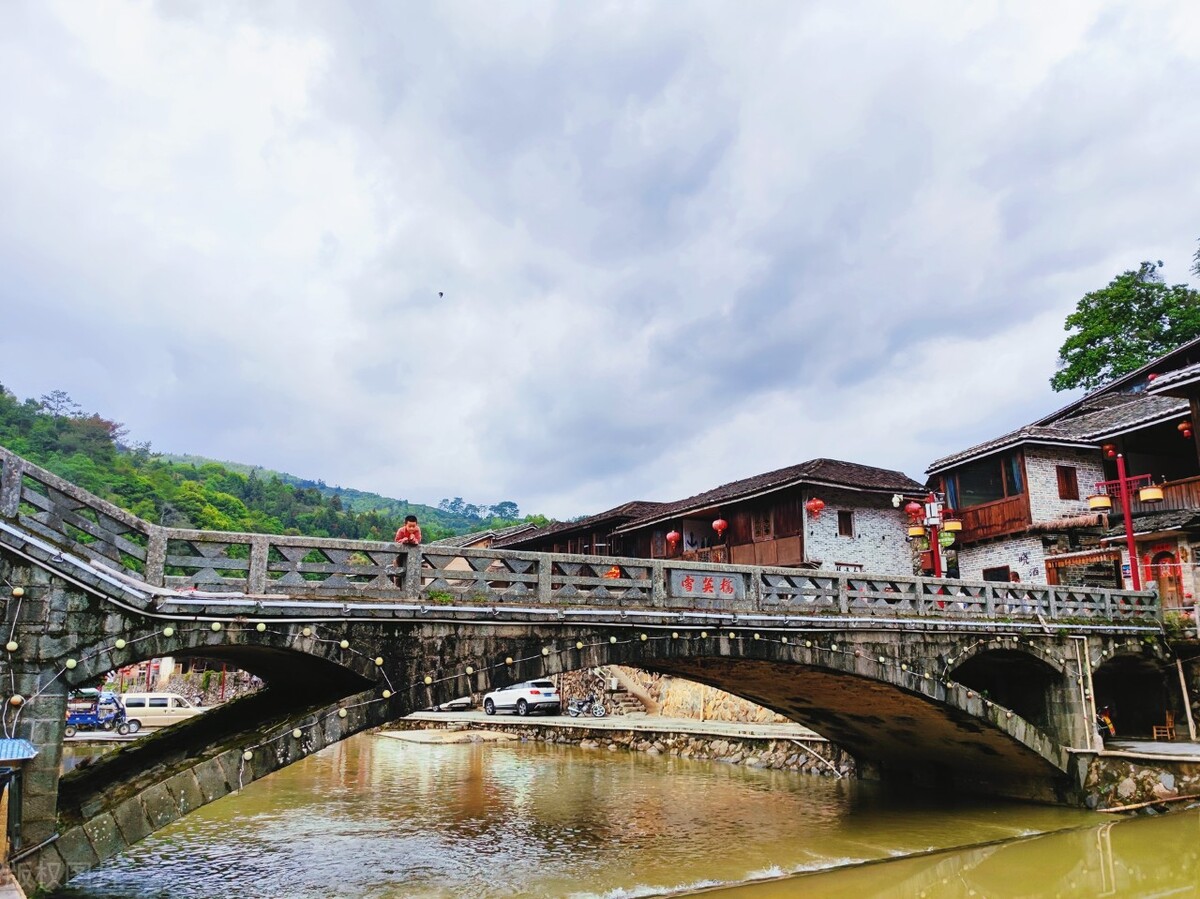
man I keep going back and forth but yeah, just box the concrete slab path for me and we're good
[404,710,825,741]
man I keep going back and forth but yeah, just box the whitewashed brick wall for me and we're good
[805,489,913,574]
[1023,446,1106,523]
[956,535,1046,583]
[952,447,1113,585]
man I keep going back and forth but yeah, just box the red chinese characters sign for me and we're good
[670,570,744,600]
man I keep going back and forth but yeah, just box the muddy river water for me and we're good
[51,733,1200,898]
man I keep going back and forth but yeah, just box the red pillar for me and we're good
[1117,454,1141,591]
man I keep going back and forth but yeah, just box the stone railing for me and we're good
[0,446,1160,622]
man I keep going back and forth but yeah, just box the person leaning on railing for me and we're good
[392,515,422,585]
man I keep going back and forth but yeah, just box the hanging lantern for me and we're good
[804,497,826,518]
[1087,493,1113,511]
[1102,443,1117,459]
[665,530,681,550]
[903,501,924,519]
[712,518,728,537]
[941,518,962,533]
[1185,428,1194,439]
[1179,421,1193,439]
[1138,484,1164,504]
[907,525,927,538]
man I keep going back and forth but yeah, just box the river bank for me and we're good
[395,713,1200,811]
[393,712,856,777]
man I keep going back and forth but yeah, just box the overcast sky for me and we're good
[2,1,1198,518]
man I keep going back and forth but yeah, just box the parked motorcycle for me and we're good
[567,693,607,718]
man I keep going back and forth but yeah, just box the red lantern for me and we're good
[903,501,924,519]
[804,497,826,518]
[1102,443,1117,459]
[1179,421,1193,438]
[1148,373,1158,381]
[666,530,681,549]
[1186,429,1194,440]
[712,518,728,537]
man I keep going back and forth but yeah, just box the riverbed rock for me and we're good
[1117,777,1137,800]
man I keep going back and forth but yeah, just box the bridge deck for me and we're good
[0,445,1161,631]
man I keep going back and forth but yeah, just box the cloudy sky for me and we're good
[1,1,1198,518]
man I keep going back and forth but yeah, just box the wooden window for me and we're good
[982,566,1012,582]
[948,451,1025,509]
[1056,465,1079,500]
[837,510,854,537]
[751,509,773,542]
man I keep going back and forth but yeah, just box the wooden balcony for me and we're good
[1111,475,1200,518]
[957,493,1031,544]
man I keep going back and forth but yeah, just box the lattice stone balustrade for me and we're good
[0,446,1159,624]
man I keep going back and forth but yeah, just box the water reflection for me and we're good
[49,733,1191,899]
[713,812,1200,897]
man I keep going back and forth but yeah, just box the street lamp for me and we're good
[898,493,961,578]
[1086,453,1162,591]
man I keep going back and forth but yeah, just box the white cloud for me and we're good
[1,0,1197,520]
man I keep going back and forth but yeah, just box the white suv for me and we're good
[483,680,561,716]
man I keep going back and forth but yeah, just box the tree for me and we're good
[1050,261,1200,392]
[1192,239,1199,279]
[490,501,520,520]
[39,390,81,418]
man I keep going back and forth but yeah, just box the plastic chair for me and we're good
[1152,711,1176,741]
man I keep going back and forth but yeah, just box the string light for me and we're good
[0,572,1141,767]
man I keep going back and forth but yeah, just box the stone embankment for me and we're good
[1084,751,1200,812]
[392,718,855,778]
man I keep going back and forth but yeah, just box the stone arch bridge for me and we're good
[0,447,1167,893]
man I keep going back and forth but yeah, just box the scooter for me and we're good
[567,693,606,718]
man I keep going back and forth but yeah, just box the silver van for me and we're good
[120,692,206,729]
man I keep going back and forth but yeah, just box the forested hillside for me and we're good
[0,387,545,542]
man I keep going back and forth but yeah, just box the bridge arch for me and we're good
[62,620,387,697]
[1092,650,1171,737]
[945,643,1066,729]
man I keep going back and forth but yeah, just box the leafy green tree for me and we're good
[490,501,519,520]
[1051,261,1200,392]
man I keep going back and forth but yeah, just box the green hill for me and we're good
[0,387,546,542]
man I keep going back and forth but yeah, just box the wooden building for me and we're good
[499,460,923,573]
[493,501,667,557]
[610,459,924,572]
[927,336,1200,600]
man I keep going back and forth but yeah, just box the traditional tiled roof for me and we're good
[614,459,924,533]
[927,394,1189,474]
[1027,513,1108,533]
[429,522,540,548]
[1103,509,1200,539]
[492,501,667,548]
[930,337,1200,475]
[1147,361,1200,397]
[1033,334,1200,426]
